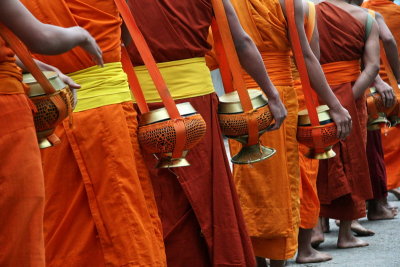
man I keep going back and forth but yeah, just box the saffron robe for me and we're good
[363,0,400,190]
[127,1,255,266]
[0,39,45,266]
[316,2,373,220]
[294,1,321,230]
[20,1,166,266]
[230,0,300,260]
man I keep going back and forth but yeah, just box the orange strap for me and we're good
[286,0,320,127]
[114,0,186,158]
[211,19,234,94]
[0,23,56,95]
[305,2,316,43]
[210,0,259,146]
[120,45,149,113]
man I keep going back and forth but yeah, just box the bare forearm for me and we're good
[235,37,279,100]
[382,39,400,81]
[353,65,379,99]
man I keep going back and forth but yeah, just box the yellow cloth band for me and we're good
[134,57,214,103]
[70,62,132,112]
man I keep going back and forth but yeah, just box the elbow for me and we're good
[233,34,253,54]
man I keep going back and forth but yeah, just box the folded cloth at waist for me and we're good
[243,51,293,88]
[321,60,361,86]
[133,57,214,103]
[0,62,26,94]
[69,62,132,112]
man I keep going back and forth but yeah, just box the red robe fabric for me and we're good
[127,1,255,266]
[0,39,45,266]
[316,2,373,220]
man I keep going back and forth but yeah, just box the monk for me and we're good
[315,0,379,249]
[352,0,400,223]
[20,0,167,266]
[125,0,288,266]
[228,0,352,266]
[292,0,333,264]
[0,0,101,266]
[362,0,400,201]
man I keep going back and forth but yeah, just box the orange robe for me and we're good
[230,0,300,260]
[20,1,166,266]
[293,1,321,230]
[363,0,400,190]
[316,2,373,220]
[0,38,45,266]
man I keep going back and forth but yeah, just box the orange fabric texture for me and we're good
[316,2,373,220]
[230,0,300,260]
[0,38,26,94]
[293,2,320,229]
[21,0,122,72]
[362,0,400,190]
[0,94,45,266]
[21,0,167,266]
[41,103,166,267]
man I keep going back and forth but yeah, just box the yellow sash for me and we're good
[70,62,132,112]
[134,57,214,103]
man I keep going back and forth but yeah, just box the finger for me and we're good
[381,91,388,108]
[342,121,350,139]
[336,122,343,140]
[72,89,78,109]
[65,77,80,89]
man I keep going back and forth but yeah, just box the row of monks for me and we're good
[0,0,399,266]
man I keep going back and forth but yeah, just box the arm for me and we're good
[222,0,287,130]
[0,0,103,65]
[353,20,380,100]
[285,0,352,139]
[376,12,400,82]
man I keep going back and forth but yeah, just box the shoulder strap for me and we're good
[365,13,374,41]
[0,23,56,95]
[210,0,259,146]
[285,0,320,127]
[114,0,186,159]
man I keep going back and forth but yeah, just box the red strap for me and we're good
[211,19,235,93]
[121,45,149,113]
[285,0,320,127]
[210,0,259,146]
[114,0,181,119]
[0,23,56,95]
[114,0,186,158]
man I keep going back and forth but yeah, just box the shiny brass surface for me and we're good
[140,102,196,126]
[228,130,276,164]
[298,105,332,126]
[155,150,190,168]
[305,146,336,160]
[23,71,66,97]
[218,89,268,114]
[38,138,53,149]
[367,113,390,131]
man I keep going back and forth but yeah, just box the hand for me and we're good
[74,27,104,67]
[374,80,396,108]
[267,94,287,131]
[53,69,80,109]
[328,105,352,140]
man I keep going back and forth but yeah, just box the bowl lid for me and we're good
[218,89,268,114]
[23,71,66,97]
[298,105,332,125]
[140,102,197,126]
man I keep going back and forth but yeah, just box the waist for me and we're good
[134,57,214,103]
[69,62,132,112]
[243,51,293,88]
[321,60,361,85]
[0,62,26,95]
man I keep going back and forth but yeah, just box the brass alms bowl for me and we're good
[218,89,276,164]
[297,105,338,160]
[138,102,206,169]
[23,71,72,149]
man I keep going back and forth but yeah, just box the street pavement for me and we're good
[287,194,400,267]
